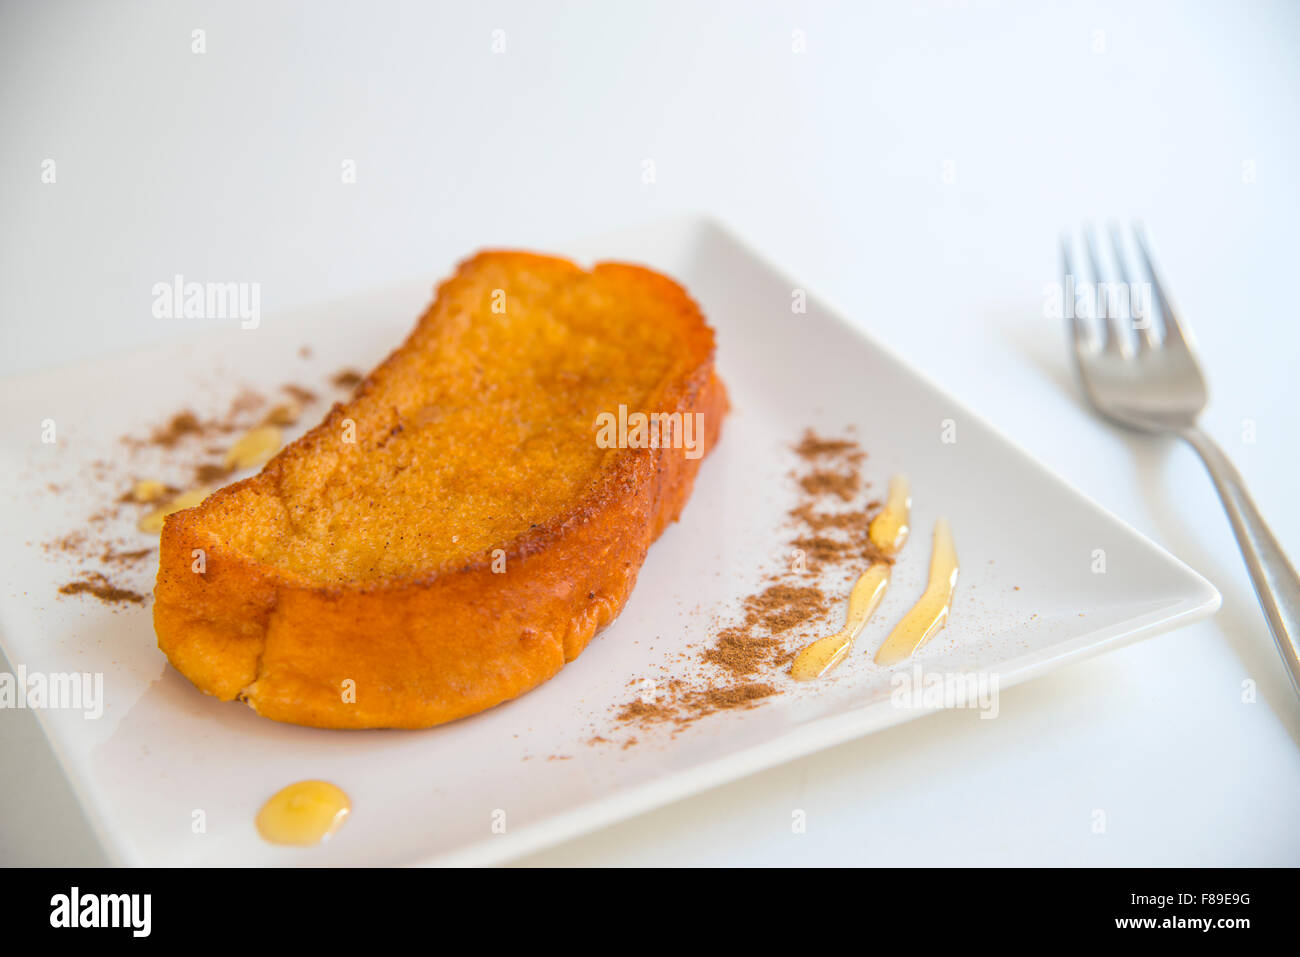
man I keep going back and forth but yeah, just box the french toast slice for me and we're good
[153,251,727,729]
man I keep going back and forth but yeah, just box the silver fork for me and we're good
[1062,223,1300,700]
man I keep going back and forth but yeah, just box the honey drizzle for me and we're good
[791,473,912,679]
[256,780,351,846]
[868,474,911,554]
[790,563,891,680]
[873,518,959,665]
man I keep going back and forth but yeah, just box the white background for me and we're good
[2,0,1298,865]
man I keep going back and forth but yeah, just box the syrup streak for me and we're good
[790,563,891,680]
[791,473,913,680]
[868,474,911,554]
[873,518,959,666]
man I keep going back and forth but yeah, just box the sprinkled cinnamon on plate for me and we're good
[224,389,265,421]
[615,681,777,729]
[149,411,202,448]
[58,572,144,606]
[702,627,785,679]
[45,530,88,555]
[799,469,860,501]
[261,401,302,427]
[282,384,318,405]
[791,534,853,568]
[700,682,777,711]
[609,428,881,744]
[788,501,877,533]
[34,365,341,595]
[794,430,865,463]
[194,463,233,484]
[99,547,154,567]
[745,583,827,635]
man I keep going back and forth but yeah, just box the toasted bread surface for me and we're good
[154,251,727,728]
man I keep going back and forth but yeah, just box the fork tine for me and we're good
[1083,224,1127,356]
[1060,234,1091,355]
[1133,224,1191,352]
[1108,222,1158,352]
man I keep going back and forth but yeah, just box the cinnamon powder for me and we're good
[615,681,778,729]
[282,384,318,405]
[58,572,144,606]
[194,463,233,484]
[331,369,363,390]
[744,584,827,635]
[798,469,861,501]
[788,501,877,534]
[150,411,202,449]
[608,428,880,744]
[794,431,865,463]
[100,546,154,567]
[40,367,342,602]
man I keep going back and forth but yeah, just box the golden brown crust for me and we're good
[153,252,727,729]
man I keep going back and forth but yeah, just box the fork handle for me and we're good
[1182,425,1300,700]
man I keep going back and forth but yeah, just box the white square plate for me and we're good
[0,217,1219,866]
